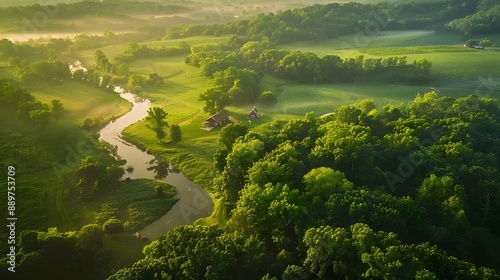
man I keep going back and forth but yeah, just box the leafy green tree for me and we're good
[464,39,477,47]
[8,56,27,69]
[304,167,353,196]
[0,38,16,59]
[247,141,306,189]
[0,80,34,109]
[77,224,105,268]
[310,121,376,185]
[416,175,465,220]
[408,59,432,84]
[169,124,182,143]
[127,73,146,90]
[116,63,129,76]
[480,38,493,48]
[218,123,248,150]
[216,139,265,205]
[229,183,306,252]
[303,225,358,279]
[199,87,232,114]
[29,109,52,129]
[282,265,310,280]
[335,105,362,124]
[258,91,278,106]
[277,112,318,143]
[29,61,58,82]
[103,219,124,235]
[50,99,64,120]
[129,225,267,280]
[357,99,376,114]
[145,107,169,142]
[77,224,104,249]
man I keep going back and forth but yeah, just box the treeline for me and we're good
[185,42,262,113]
[9,59,71,86]
[0,1,189,32]
[91,41,191,94]
[109,223,498,280]
[93,42,190,77]
[0,79,65,128]
[110,93,500,279]
[74,142,125,201]
[0,32,151,62]
[447,2,500,34]
[72,32,152,52]
[0,38,50,61]
[0,0,192,34]
[188,39,432,85]
[0,225,109,280]
[246,43,432,84]
[165,0,479,44]
[112,42,190,65]
[188,39,432,113]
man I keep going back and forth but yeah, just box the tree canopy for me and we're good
[110,93,500,279]
[145,107,169,142]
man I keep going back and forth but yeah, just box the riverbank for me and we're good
[99,89,214,240]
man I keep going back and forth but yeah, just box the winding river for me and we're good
[99,87,213,239]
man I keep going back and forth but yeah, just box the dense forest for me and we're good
[165,0,500,42]
[0,1,189,32]
[109,93,500,279]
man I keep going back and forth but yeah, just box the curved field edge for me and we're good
[80,178,177,232]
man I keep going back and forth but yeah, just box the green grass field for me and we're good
[229,75,499,121]
[81,178,177,231]
[29,80,132,123]
[120,55,219,188]
[282,31,500,79]
[78,36,230,66]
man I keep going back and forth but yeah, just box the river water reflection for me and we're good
[99,88,213,239]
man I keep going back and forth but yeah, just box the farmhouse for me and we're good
[204,111,229,128]
[249,107,261,119]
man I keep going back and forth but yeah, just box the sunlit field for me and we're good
[78,35,230,65]
[29,80,132,122]
[229,75,499,122]
[282,31,500,79]
[121,56,217,188]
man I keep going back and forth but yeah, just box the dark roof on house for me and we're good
[205,111,229,123]
[249,107,259,114]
